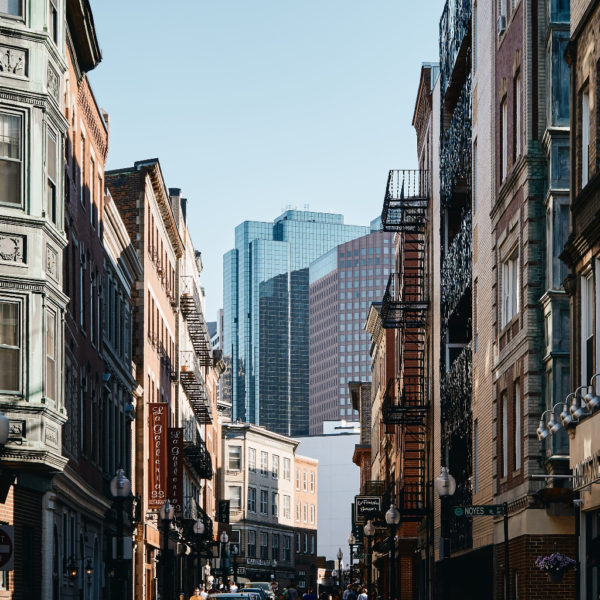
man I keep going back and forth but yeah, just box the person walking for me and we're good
[190,587,203,600]
[357,589,368,600]
[287,582,299,600]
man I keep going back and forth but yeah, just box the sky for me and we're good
[88,0,444,320]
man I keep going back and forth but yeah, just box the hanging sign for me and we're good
[168,427,184,513]
[354,496,382,523]
[148,403,167,508]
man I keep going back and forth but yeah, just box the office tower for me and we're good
[308,227,394,434]
[223,210,369,436]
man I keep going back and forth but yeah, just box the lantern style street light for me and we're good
[336,548,343,589]
[348,533,356,584]
[220,531,229,583]
[160,500,174,600]
[194,518,205,588]
[363,520,375,599]
[385,504,401,600]
[110,468,131,599]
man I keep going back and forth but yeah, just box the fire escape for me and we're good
[439,0,473,553]
[180,276,213,424]
[380,169,430,522]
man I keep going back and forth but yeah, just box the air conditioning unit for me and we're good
[497,15,506,36]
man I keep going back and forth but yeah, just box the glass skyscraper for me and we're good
[223,210,369,436]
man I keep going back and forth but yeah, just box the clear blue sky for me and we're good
[88,0,444,320]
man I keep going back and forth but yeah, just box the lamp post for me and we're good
[348,533,356,585]
[364,520,374,599]
[231,543,239,585]
[220,531,229,586]
[385,504,400,600]
[110,468,131,600]
[193,518,205,589]
[271,558,277,585]
[435,467,456,599]
[337,548,343,589]
[160,499,174,600]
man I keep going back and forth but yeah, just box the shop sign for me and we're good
[148,403,167,508]
[354,496,381,523]
[246,558,271,566]
[167,428,184,513]
[573,449,600,491]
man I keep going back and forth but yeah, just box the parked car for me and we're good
[209,594,260,600]
[245,582,275,600]
[243,587,270,600]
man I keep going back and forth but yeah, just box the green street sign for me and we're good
[453,505,504,517]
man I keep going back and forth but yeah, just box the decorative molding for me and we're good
[0,90,45,108]
[8,419,25,439]
[77,81,108,160]
[0,46,26,76]
[46,244,57,278]
[47,62,60,104]
[0,233,25,263]
[45,426,58,448]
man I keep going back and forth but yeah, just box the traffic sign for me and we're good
[453,505,504,517]
[0,526,14,571]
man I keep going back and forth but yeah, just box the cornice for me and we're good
[0,212,68,249]
[0,447,67,471]
[53,466,112,518]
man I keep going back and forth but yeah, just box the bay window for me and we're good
[0,113,21,205]
[0,301,19,392]
[0,0,22,17]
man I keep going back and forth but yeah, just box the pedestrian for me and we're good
[200,586,209,600]
[230,580,239,593]
[343,585,352,600]
[287,582,299,600]
[190,587,203,600]
[357,589,368,600]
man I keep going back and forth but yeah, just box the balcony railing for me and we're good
[440,0,472,97]
[447,479,473,553]
[180,276,212,366]
[382,377,429,426]
[180,350,212,424]
[440,74,472,207]
[184,433,213,480]
[381,269,428,330]
[381,170,430,233]
[440,343,472,440]
[398,481,428,521]
[441,209,472,323]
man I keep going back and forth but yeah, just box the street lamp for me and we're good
[160,499,174,600]
[385,504,400,600]
[110,468,131,600]
[364,520,374,600]
[337,548,343,589]
[271,558,277,584]
[220,531,229,585]
[348,533,356,585]
[231,542,240,585]
[194,518,205,589]
[435,467,456,600]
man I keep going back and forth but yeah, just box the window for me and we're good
[0,0,22,16]
[80,134,85,206]
[303,470,307,491]
[283,536,291,561]
[310,505,315,524]
[473,139,477,212]
[0,301,19,391]
[514,381,521,470]
[310,535,315,555]
[89,157,95,227]
[272,492,279,517]
[248,447,256,472]
[296,533,301,553]
[310,472,315,493]
[501,253,519,327]
[296,468,300,490]
[48,0,58,44]
[0,113,22,205]
[248,487,256,513]
[228,446,241,470]
[296,502,300,522]
[247,530,256,558]
[272,455,279,478]
[582,273,595,384]
[502,392,509,478]
[228,486,242,510]
[473,2,477,71]
[272,534,280,561]
[283,457,290,480]
[514,73,522,159]
[582,88,590,187]
[260,451,268,476]
[46,310,57,401]
[304,534,308,554]
[501,98,508,181]
[260,490,268,515]
[46,129,58,224]
[303,504,308,523]
[260,532,268,559]
[283,495,290,519]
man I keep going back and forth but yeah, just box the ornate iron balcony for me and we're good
[440,343,472,441]
[180,276,212,366]
[440,74,472,207]
[441,209,472,323]
[440,0,472,97]
[382,377,429,426]
[447,479,473,553]
[180,350,212,424]
[381,170,430,233]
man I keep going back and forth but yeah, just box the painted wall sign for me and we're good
[573,449,600,491]
[148,403,167,508]
[168,427,184,513]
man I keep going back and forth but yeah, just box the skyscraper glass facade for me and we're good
[308,228,394,434]
[223,210,369,436]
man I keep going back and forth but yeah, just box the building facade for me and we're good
[223,210,369,436]
[308,228,393,434]
[0,0,71,597]
[222,423,299,586]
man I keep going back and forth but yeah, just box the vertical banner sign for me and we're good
[168,428,184,513]
[148,403,167,508]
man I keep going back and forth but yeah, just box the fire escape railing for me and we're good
[180,350,212,425]
[180,276,212,366]
[381,169,430,233]
[184,433,213,480]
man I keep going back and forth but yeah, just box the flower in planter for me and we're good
[535,552,577,573]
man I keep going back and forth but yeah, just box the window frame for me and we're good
[501,250,520,329]
[0,109,24,207]
[228,445,242,471]
[260,489,268,515]
[45,307,57,402]
[501,97,508,181]
[248,487,256,513]
[581,86,590,188]
[0,298,22,393]
[248,447,256,472]
[260,451,268,476]
[228,485,242,511]
[0,0,24,19]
